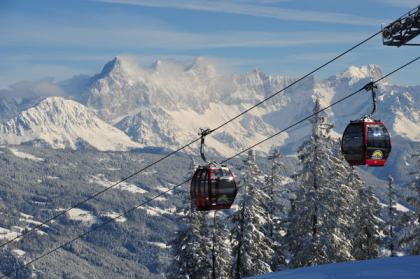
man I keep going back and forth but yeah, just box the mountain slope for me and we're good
[252,256,420,279]
[0,97,142,151]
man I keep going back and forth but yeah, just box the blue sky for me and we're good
[0,0,419,89]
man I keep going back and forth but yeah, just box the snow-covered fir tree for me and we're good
[265,150,288,270]
[230,150,274,278]
[351,169,383,260]
[385,176,398,257]
[266,149,289,231]
[399,153,420,255]
[171,209,212,279]
[170,160,213,279]
[211,211,232,279]
[286,99,358,268]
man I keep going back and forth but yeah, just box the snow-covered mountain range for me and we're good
[0,56,418,181]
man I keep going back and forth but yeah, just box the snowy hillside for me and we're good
[251,256,420,279]
[0,146,187,278]
[0,97,142,151]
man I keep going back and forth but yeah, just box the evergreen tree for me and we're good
[385,176,398,257]
[399,153,420,255]
[230,150,274,278]
[351,171,383,260]
[286,99,357,267]
[266,150,288,270]
[211,211,232,279]
[171,204,212,279]
[266,149,290,230]
[170,160,212,279]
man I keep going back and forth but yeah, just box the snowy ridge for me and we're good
[0,97,142,151]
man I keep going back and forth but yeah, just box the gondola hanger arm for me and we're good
[363,81,378,118]
[198,128,215,163]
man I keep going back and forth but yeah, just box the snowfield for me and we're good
[0,227,19,241]
[89,174,147,194]
[146,241,169,249]
[379,201,411,213]
[144,205,175,216]
[11,249,26,257]
[66,208,98,225]
[251,256,420,279]
[8,147,44,161]
[101,211,127,223]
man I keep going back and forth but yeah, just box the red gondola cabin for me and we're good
[191,165,237,211]
[341,119,391,167]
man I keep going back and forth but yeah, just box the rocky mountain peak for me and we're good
[97,56,122,78]
[92,56,145,83]
[186,57,217,77]
[335,64,384,85]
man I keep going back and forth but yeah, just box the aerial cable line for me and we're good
[9,56,418,274]
[0,26,385,250]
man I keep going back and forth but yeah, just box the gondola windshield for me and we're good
[366,123,391,161]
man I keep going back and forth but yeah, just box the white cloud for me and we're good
[0,8,373,88]
[94,0,382,26]
[0,78,66,98]
[0,63,83,90]
[0,17,369,50]
[370,0,419,8]
[286,52,346,62]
